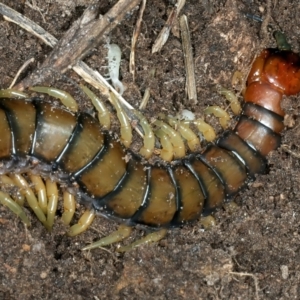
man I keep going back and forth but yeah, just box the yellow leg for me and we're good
[10,174,47,225]
[0,174,25,206]
[223,201,239,213]
[155,128,174,161]
[29,86,78,112]
[117,228,167,252]
[0,191,31,226]
[217,86,242,115]
[82,224,132,251]
[68,210,96,236]
[200,215,217,229]
[134,110,155,159]
[154,120,185,159]
[167,116,200,152]
[188,118,216,142]
[204,106,230,129]
[109,92,132,147]
[80,84,111,130]
[29,174,47,214]
[45,179,59,230]
[62,191,76,225]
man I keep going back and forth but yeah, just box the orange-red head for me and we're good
[245,49,300,116]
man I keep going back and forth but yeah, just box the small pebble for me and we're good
[40,271,48,279]
[280,265,289,280]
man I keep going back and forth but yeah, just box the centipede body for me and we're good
[0,46,300,236]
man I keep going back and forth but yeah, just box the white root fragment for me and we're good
[107,44,125,95]
[180,109,195,121]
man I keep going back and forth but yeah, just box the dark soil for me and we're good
[1,1,300,299]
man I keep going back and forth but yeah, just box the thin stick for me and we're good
[9,58,35,89]
[280,144,300,159]
[151,0,186,54]
[0,3,57,47]
[130,0,147,81]
[180,14,197,105]
[229,272,260,300]
[0,0,142,90]
[0,3,145,137]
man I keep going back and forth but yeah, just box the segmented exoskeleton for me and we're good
[1,33,300,251]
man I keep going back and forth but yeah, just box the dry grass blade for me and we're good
[130,0,147,81]
[180,14,197,105]
[0,1,144,137]
[0,0,142,90]
[151,0,186,53]
[0,2,57,47]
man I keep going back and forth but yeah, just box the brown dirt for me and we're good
[1,1,300,299]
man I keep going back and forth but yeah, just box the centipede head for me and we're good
[247,48,300,96]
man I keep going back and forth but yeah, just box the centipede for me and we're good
[1,31,300,252]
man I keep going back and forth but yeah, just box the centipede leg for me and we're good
[68,210,96,236]
[204,106,230,129]
[109,92,132,147]
[188,119,216,142]
[154,120,186,159]
[45,179,59,230]
[10,174,47,226]
[200,215,217,229]
[82,225,132,251]
[29,174,47,214]
[223,201,239,213]
[167,116,200,152]
[29,86,78,112]
[80,84,111,130]
[134,110,155,159]
[117,228,167,253]
[154,128,174,161]
[0,191,31,226]
[62,191,76,225]
[0,174,25,206]
[217,86,241,115]
[0,89,28,99]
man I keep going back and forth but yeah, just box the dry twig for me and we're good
[229,271,260,300]
[0,0,142,90]
[180,14,197,105]
[0,1,145,136]
[130,0,147,81]
[151,0,186,53]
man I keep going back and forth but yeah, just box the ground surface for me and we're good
[0,0,300,299]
